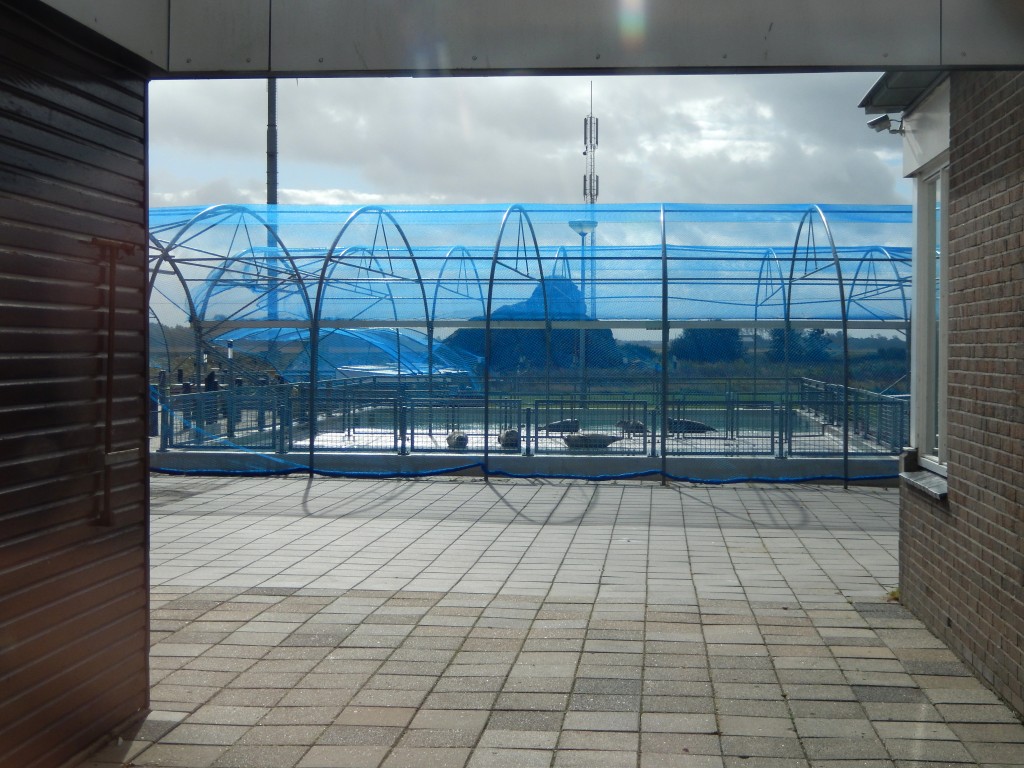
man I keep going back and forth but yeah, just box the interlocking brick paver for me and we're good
[77,477,1024,768]
[553,748,637,766]
[466,748,554,767]
[382,746,472,767]
[132,743,228,767]
[317,724,403,746]
[296,745,389,767]
[163,723,249,745]
[478,728,559,749]
[212,745,309,767]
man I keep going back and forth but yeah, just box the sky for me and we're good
[148,72,909,209]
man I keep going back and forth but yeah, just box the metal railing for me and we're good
[153,377,908,462]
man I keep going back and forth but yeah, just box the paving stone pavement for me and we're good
[83,475,1024,768]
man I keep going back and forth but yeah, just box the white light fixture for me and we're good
[568,219,597,237]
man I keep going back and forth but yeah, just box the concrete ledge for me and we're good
[152,451,899,485]
[900,469,948,500]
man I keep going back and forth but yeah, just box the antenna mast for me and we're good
[583,84,598,204]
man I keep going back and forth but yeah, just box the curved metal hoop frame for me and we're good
[145,203,912,481]
[310,206,431,470]
[483,204,551,470]
[149,204,307,387]
[788,206,850,486]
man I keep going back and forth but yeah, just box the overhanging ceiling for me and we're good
[39,0,1024,77]
[859,70,947,115]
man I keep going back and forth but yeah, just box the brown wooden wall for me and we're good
[0,3,151,765]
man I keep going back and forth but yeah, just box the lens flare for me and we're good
[619,0,647,49]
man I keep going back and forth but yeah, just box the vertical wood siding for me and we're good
[0,3,150,765]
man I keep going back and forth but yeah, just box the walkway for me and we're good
[84,476,1024,768]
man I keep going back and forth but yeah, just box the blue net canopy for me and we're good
[148,203,913,483]
[149,202,911,331]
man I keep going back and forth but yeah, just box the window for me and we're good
[911,163,948,473]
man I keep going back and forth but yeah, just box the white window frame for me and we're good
[910,159,949,475]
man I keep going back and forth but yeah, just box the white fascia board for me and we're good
[903,79,951,178]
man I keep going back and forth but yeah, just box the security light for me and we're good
[867,114,903,134]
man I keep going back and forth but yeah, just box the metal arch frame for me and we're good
[319,244,403,323]
[150,204,309,387]
[310,205,431,473]
[147,304,175,375]
[483,204,551,472]
[755,247,789,323]
[145,203,915,481]
[431,245,487,324]
[147,233,200,361]
[192,209,306,323]
[845,245,912,326]
[787,205,850,487]
[316,245,420,382]
[752,246,788,396]
[147,233,198,380]
[550,245,573,281]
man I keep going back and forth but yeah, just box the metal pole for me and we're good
[579,231,586,402]
[267,78,280,323]
[660,205,669,484]
[267,78,278,206]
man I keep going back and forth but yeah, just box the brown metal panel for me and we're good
[0,551,146,675]
[0,525,143,596]
[0,222,130,258]
[3,637,147,767]
[0,29,147,129]
[0,2,150,766]
[0,196,144,242]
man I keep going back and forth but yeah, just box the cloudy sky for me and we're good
[149,72,908,208]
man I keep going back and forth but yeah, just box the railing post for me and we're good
[408,405,415,453]
[159,372,171,452]
[226,388,236,440]
[771,402,777,457]
[284,388,294,453]
[397,401,406,454]
[149,376,161,437]
[197,392,209,446]
[785,392,793,458]
[257,382,266,432]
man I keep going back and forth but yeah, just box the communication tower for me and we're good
[583,87,598,203]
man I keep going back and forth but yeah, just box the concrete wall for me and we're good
[900,71,1024,717]
[38,0,1024,75]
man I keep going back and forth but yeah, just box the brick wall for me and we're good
[900,70,1024,717]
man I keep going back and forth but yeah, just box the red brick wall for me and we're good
[900,70,1024,717]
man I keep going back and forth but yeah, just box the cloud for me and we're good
[149,177,264,207]
[149,73,909,207]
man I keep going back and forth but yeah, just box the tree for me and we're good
[766,328,834,362]
[670,327,744,362]
[618,342,659,366]
[803,329,832,361]
[767,328,802,362]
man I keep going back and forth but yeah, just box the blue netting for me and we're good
[149,203,911,483]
